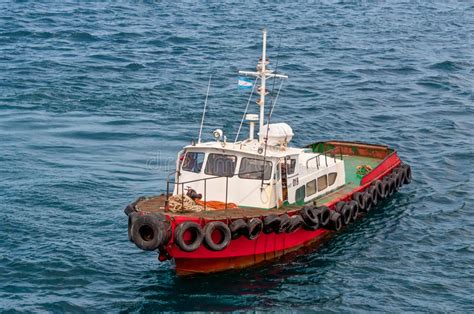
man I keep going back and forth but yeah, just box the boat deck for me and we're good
[135,154,383,219]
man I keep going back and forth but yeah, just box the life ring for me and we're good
[352,192,366,212]
[203,221,231,251]
[328,211,342,231]
[277,214,291,233]
[286,215,304,233]
[174,221,204,252]
[362,191,373,212]
[316,206,331,226]
[348,200,359,221]
[299,205,319,229]
[230,219,249,239]
[247,218,263,240]
[131,213,171,251]
[263,214,281,234]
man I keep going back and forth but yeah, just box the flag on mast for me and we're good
[238,77,253,89]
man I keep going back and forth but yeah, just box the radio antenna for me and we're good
[198,74,212,143]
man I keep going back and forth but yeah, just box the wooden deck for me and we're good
[136,183,354,219]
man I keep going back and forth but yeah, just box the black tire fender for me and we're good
[381,179,390,198]
[328,211,342,231]
[402,164,412,184]
[352,192,366,212]
[247,218,263,240]
[372,180,384,199]
[348,200,359,221]
[174,221,204,252]
[299,206,319,227]
[229,218,249,239]
[128,211,139,242]
[335,201,346,213]
[362,191,373,212]
[391,172,401,191]
[286,215,304,233]
[386,176,396,197]
[277,214,291,233]
[368,185,379,206]
[203,221,231,251]
[340,204,352,225]
[131,213,169,251]
[263,214,281,234]
[316,206,331,227]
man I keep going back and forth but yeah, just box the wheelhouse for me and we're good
[172,139,346,209]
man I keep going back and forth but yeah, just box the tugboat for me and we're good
[124,29,412,275]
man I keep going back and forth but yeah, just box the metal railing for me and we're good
[165,169,270,212]
[306,148,343,169]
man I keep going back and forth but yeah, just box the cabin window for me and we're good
[317,175,328,192]
[204,153,237,177]
[306,179,317,197]
[286,158,296,175]
[182,152,205,173]
[238,158,272,180]
[328,172,337,186]
[295,185,305,204]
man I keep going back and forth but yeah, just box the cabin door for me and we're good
[275,158,288,208]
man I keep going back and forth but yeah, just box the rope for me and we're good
[168,194,203,213]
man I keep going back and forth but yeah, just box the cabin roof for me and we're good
[183,139,305,159]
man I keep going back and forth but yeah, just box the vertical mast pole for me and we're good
[198,74,212,143]
[259,29,267,143]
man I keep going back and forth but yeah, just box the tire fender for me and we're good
[316,206,331,227]
[247,218,263,240]
[131,213,170,251]
[174,221,204,252]
[328,211,342,231]
[277,214,291,233]
[203,221,231,251]
[299,206,319,228]
[348,200,359,220]
[263,214,281,234]
[229,219,249,239]
[352,192,366,212]
[286,215,304,233]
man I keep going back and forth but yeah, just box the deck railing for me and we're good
[305,148,343,170]
[165,169,270,211]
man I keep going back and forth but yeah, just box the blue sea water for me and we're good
[1,1,473,312]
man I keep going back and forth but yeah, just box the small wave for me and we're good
[166,35,194,44]
[68,31,99,42]
[125,63,145,70]
[429,60,463,71]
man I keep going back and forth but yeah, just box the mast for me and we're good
[258,29,267,142]
[238,29,288,144]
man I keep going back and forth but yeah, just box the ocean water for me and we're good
[1,1,473,312]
